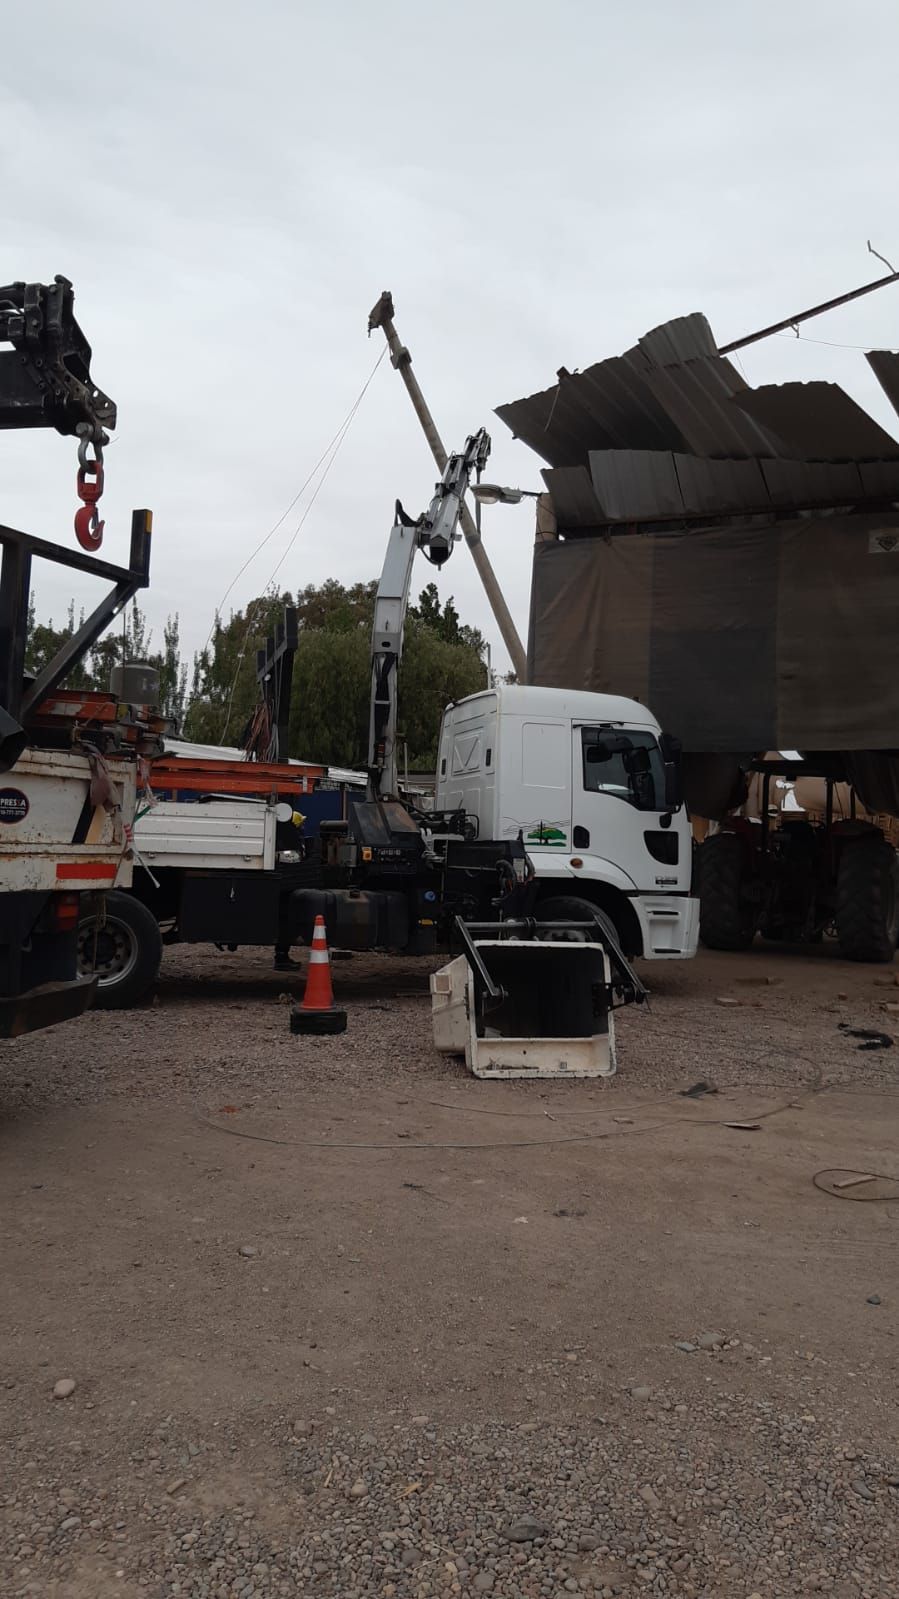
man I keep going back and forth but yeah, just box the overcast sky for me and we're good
[3,0,898,686]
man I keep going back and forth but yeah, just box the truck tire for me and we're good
[698,834,756,951]
[537,896,621,947]
[77,891,163,1009]
[836,839,899,963]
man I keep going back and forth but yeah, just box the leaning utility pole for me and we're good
[368,291,528,682]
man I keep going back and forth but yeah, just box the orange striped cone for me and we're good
[290,915,347,1035]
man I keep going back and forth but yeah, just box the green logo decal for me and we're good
[525,822,568,849]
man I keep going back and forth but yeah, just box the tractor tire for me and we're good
[698,833,756,951]
[77,891,163,1009]
[537,896,621,948]
[835,839,899,963]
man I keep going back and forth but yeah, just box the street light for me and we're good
[470,483,542,506]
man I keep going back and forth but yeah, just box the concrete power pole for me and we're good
[368,291,527,683]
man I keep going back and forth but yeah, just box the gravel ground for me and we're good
[3,939,899,1597]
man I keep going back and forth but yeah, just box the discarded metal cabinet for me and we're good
[431,931,619,1080]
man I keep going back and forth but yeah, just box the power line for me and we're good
[774,332,899,353]
[214,348,387,745]
[201,345,388,657]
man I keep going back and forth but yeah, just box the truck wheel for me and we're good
[77,892,163,1009]
[698,834,756,951]
[538,896,621,947]
[836,839,899,963]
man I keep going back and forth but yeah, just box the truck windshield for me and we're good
[581,729,665,811]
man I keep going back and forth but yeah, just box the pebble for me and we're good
[238,1245,258,1258]
[504,1514,549,1542]
[866,1295,882,1306]
[2,1408,896,1597]
[630,1386,652,1401]
[52,1379,76,1399]
[675,1341,697,1353]
[698,1332,725,1351]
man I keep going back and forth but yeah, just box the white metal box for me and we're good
[431,938,616,1079]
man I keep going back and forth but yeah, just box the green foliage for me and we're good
[186,580,488,767]
[410,582,485,654]
[185,592,291,745]
[25,596,188,727]
[28,578,489,768]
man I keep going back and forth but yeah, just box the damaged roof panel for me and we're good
[732,381,899,461]
[759,458,864,507]
[866,350,899,424]
[643,356,785,459]
[588,450,683,521]
[673,454,769,515]
[496,311,899,516]
[540,465,605,527]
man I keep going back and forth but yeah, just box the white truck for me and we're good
[436,683,697,960]
[75,429,695,1010]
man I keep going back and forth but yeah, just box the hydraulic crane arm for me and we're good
[368,428,491,800]
[0,275,116,437]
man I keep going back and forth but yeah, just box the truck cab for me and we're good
[436,684,698,960]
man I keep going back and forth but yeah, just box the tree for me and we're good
[25,597,92,688]
[410,583,486,655]
[158,616,188,727]
[184,591,291,744]
[25,595,189,726]
[185,579,489,768]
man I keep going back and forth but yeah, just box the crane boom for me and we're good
[368,428,491,800]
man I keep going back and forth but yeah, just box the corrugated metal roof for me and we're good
[588,450,683,521]
[732,382,899,461]
[497,312,899,522]
[634,311,719,367]
[540,466,605,527]
[494,314,722,467]
[546,451,899,527]
[495,357,683,467]
[674,453,768,515]
[867,350,899,423]
[858,459,899,498]
[759,458,864,507]
[643,356,784,459]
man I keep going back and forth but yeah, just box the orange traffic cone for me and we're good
[290,915,347,1035]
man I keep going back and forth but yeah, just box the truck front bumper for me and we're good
[0,976,97,1040]
[636,894,699,959]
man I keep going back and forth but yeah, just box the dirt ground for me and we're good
[2,939,899,1598]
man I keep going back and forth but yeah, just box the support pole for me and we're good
[368,291,528,682]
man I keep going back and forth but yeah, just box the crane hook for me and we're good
[74,431,105,551]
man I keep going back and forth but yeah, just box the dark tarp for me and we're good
[528,513,899,818]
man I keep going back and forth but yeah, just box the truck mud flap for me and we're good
[0,976,97,1039]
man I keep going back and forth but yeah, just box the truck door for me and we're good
[572,725,672,892]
